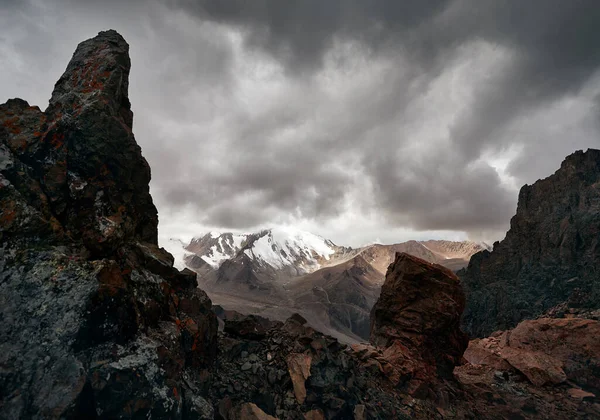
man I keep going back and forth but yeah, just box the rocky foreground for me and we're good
[1,30,599,419]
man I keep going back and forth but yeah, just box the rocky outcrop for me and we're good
[370,253,469,393]
[0,31,157,257]
[465,317,600,390]
[206,313,442,419]
[461,149,600,337]
[0,30,217,419]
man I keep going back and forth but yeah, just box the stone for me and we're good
[464,318,600,389]
[370,253,468,382]
[508,318,600,389]
[289,313,308,325]
[567,388,596,400]
[184,394,214,419]
[304,409,325,420]
[286,353,312,404]
[236,403,278,420]
[267,369,278,384]
[242,362,252,371]
[225,315,267,340]
[0,30,217,419]
[501,347,567,386]
[354,404,366,420]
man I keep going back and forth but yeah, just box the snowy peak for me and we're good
[242,227,339,273]
[186,231,248,269]
[184,227,343,272]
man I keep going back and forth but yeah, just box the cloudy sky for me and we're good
[2,0,600,247]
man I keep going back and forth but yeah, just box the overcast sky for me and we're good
[2,0,600,247]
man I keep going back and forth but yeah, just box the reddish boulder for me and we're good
[370,253,469,386]
[464,317,600,389]
[501,347,566,386]
[509,318,600,389]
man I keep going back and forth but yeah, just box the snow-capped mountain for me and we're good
[182,227,350,274]
[185,231,248,269]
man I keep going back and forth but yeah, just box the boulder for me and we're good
[236,403,278,420]
[286,352,313,404]
[501,347,566,386]
[370,253,469,385]
[224,315,268,340]
[463,317,600,388]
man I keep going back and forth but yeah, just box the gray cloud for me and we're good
[2,0,600,247]
[170,0,452,72]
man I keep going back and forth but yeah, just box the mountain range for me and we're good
[167,227,488,342]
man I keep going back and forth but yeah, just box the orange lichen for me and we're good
[191,336,199,351]
[2,116,22,134]
[49,132,65,149]
[0,209,17,225]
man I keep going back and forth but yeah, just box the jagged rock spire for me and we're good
[0,30,158,256]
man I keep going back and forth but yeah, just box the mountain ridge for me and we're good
[169,229,488,342]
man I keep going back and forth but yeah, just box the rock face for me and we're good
[465,317,600,390]
[461,149,600,337]
[370,253,469,391]
[0,31,157,257]
[0,30,217,419]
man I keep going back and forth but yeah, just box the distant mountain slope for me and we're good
[166,229,487,342]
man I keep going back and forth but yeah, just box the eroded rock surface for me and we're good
[465,318,600,390]
[370,253,469,392]
[460,149,600,337]
[0,30,217,419]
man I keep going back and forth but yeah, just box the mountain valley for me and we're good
[167,229,488,342]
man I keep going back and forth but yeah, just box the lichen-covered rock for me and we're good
[370,253,468,389]
[0,30,217,419]
[0,30,157,257]
[460,149,600,337]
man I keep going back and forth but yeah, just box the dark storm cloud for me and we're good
[170,0,452,72]
[164,0,600,235]
[2,0,600,245]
